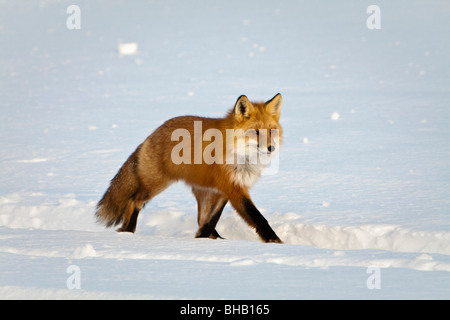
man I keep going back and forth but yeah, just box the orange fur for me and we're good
[96,94,283,243]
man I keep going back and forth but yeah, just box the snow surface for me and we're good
[1,0,450,299]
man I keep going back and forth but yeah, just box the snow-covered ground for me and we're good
[1,0,450,299]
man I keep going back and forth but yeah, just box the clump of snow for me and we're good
[73,244,97,259]
[118,42,138,56]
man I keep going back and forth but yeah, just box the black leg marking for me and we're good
[119,208,140,233]
[241,198,282,243]
[196,201,227,239]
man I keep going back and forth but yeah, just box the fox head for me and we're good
[230,93,283,158]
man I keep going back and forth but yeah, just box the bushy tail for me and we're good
[96,150,140,228]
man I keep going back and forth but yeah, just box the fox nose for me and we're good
[268,145,275,153]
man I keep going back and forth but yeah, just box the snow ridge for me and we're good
[1,194,449,256]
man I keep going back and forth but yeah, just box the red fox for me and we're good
[96,94,283,243]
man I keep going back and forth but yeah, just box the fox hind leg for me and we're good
[117,195,147,233]
[117,199,146,233]
[118,180,172,233]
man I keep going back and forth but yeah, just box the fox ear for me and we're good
[265,93,282,119]
[234,95,254,121]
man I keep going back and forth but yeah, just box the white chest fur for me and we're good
[232,162,265,188]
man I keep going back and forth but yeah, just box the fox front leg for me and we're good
[228,189,282,244]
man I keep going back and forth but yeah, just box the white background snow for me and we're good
[1,0,450,299]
